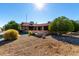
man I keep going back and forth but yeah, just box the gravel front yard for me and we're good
[0,35,79,56]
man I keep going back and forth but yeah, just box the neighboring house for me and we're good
[20,22,50,33]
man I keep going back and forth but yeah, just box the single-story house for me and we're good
[20,22,50,33]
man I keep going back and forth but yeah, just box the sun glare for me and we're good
[34,3,45,10]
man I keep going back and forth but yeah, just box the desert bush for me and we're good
[3,29,19,40]
[71,20,79,32]
[48,16,74,35]
[28,31,33,36]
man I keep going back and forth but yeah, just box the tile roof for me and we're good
[21,22,49,27]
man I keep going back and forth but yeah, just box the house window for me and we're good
[29,26,34,30]
[38,26,42,30]
[44,26,48,30]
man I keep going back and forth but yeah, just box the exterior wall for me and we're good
[21,22,49,32]
[21,26,48,31]
[0,29,2,33]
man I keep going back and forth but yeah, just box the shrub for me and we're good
[48,16,74,35]
[28,31,33,36]
[71,20,79,32]
[3,29,19,40]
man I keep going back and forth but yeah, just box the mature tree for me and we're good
[48,16,74,35]
[71,20,79,32]
[3,21,21,31]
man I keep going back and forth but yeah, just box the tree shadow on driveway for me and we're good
[51,35,79,45]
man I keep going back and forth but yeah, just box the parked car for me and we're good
[19,29,28,34]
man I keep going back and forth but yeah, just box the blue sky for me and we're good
[0,3,79,27]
